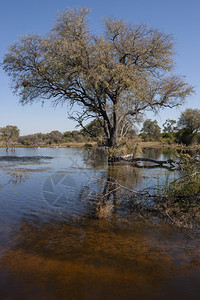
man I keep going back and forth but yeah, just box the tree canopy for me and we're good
[141,119,161,140]
[0,125,20,145]
[178,108,200,134]
[80,118,105,138]
[3,7,194,147]
[162,119,177,133]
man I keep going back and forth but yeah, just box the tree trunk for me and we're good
[107,127,118,148]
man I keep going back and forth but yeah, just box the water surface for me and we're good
[0,147,199,299]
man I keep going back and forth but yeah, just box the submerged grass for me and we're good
[140,153,200,229]
[89,152,200,230]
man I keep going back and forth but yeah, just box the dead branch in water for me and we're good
[108,156,177,169]
[89,174,200,230]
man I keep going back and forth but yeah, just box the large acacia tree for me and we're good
[3,8,194,147]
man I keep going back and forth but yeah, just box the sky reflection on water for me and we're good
[0,147,200,299]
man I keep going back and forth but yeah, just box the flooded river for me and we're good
[0,147,199,299]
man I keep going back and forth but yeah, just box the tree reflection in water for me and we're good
[78,165,143,220]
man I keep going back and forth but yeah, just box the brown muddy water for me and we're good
[0,148,200,299]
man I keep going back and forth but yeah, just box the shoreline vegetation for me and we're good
[0,142,95,149]
[1,141,200,150]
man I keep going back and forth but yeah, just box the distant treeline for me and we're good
[139,108,200,145]
[0,129,96,147]
[0,119,104,147]
[19,130,90,146]
[1,108,200,147]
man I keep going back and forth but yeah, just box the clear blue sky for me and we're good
[0,0,199,135]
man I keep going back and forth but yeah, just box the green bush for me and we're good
[176,130,195,145]
[167,153,200,196]
[65,137,72,143]
[162,132,174,139]
[84,143,93,148]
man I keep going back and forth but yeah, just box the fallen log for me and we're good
[131,157,175,166]
[108,157,176,168]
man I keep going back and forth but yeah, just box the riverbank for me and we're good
[141,141,200,151]
[0,142,96,149]
[0,140,200,150]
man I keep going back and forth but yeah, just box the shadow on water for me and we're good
[0,155,53,162]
